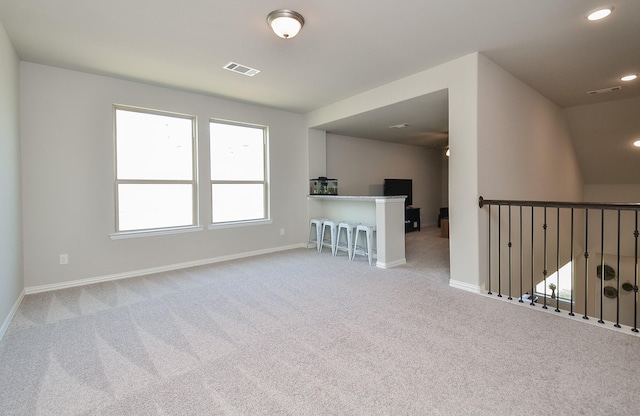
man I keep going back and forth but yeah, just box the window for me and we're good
[114,106,197,233]
[535,261,573,301]
[210,120,268,224]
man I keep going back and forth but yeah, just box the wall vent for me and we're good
[223,62,260,77]
[586,86,621,95]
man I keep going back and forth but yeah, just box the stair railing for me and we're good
[479,196,640,333]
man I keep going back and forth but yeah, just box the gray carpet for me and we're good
[1,227,639,415]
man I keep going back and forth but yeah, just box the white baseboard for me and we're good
[0,289,25,341]
[449,279,483,294]
[25,243,305,295]
[376,258,407,269]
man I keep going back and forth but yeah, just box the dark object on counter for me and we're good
[310,177,338,195]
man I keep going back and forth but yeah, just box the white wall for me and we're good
[477,55,583,202]
[307,53,480,291]
[326,133,442,226]
[20,63,309,289]
[564,97,640,185]
[477,55,584,295]
[0,21,23,336]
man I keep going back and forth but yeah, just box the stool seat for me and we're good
[335,221,357,258]
[352,224,377,265]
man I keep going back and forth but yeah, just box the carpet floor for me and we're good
[1,227,639,415]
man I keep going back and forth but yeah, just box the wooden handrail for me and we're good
[479,196,640,211]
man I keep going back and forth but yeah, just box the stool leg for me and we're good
[316,223,322,252]
[366,228,373,266]
[331,225,337,256]
[335,226,343,256]
[351,228,360,260]
[307,223,312,249]
[320,224,326,253]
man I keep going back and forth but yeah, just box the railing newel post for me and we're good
[614,210,621,328]
[530,206,535,307]
[498,205,502,298]
[583,209,589,320]
[488,204,492,295]
[555,208,561,313]
[598,209,605,324]
[519,205,524,303]
[569,208,575,316]
[633,212,639,333]
[542,207,548,310]
[508,204,513,300]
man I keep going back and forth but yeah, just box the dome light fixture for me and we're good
[267,9,305,39]
[586,7,613,21]
[621,74,638,82]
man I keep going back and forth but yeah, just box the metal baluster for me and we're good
[488,204,492,295]
[615,210,621,328]
[542,207,548,309]
[633,212,639,333]
[519,205,524,303]
[498,205,502,297]
[583,209,589,320]
[569,208,575,316]
[508,205,513,300]
[555,208,561,313]
[598,209,605,324]
[530,207,535,306]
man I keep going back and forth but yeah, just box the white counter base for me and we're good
[308,195,406,268]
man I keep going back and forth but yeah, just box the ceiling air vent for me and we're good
[586,86,621,95]
[223,62,260,77]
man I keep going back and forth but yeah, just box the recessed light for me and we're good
[587,7,613,21]
[621,74,638,82]
[634,140,640,148]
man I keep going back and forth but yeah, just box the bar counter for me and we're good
[307,195,406,268]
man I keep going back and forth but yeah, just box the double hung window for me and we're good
[210,120,268,224]
[114,106,197,233]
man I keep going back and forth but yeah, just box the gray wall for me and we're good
[477,55,584,295]
[0,20,23,335]
[326,133,443,226]
[19,63,309,289]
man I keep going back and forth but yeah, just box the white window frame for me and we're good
[209,118,270,227]
[112,105,200,238]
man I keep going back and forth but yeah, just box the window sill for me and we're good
[208,219,272,230]
[110,226,204,240]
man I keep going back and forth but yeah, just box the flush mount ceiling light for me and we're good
[621,74,638,82]
[587,7,613,21]
[634,140,640,148]
[267,9,305,39]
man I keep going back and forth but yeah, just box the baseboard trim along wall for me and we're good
[0,289,25,342]
[25,243,306,295]
[376,258,407,269]
[449,279,483,294]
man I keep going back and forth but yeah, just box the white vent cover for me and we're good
[223,62,260,77]
[587,86,621,95]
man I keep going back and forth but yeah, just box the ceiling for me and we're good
[1,1,639,158]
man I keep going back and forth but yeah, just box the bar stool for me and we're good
[320,220,338,255]
[352,224,377,265]
[307,218,326,251]
[335,221,357,258]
